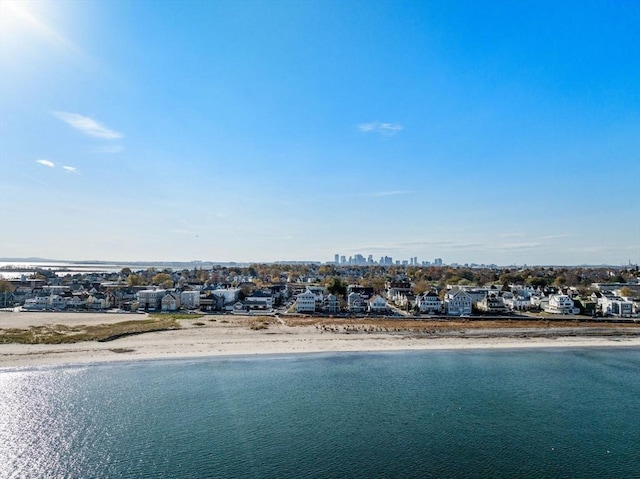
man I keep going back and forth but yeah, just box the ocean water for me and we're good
[1,349,639,478]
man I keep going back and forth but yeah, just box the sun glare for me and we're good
[1,1,38,34]
[0,0,75,53]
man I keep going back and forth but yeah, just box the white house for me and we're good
[544,295,579,315]
[211,288,242,306]
[161,292,181,312]
[23,295,67,310]
[502,292,530,311]
[598,295,634,317]
[368,295,388,313]
[296,289,317,313]
[445,289,472,316]
[306,286,326,309]
[417,291,442,314]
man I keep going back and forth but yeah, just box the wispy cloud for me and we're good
[62,165,79,174]
[36,159,55,168]
[357,121,404,136]
[362,190,414,198]
[53,111,123,139]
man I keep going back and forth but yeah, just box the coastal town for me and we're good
[1,260,638,320]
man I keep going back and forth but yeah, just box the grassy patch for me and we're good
[248,316,277,331]
[0,319,181,344]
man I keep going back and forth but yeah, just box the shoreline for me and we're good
[1,312,639,369]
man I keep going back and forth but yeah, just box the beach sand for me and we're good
[1,311,639,368]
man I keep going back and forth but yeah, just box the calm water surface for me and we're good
[1,349,639,478]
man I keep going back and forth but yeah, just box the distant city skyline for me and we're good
[1,1,638,265]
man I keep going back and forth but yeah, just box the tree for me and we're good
[619,286,635,298]
[0,280,14,293]
[318,265,336,276]
[527,276,548,288]
[326,277,347,297]
[151,273,174,289]
[126,274,144,287]
[553,276,567,288]
[413,280,430,295]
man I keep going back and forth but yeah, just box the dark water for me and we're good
[1,349,639,478]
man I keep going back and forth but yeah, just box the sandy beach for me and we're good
[1,311,639,368]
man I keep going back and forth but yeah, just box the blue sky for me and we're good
[0,0,638,265]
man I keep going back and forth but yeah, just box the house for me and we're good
[347,292,367,313]
[544,295,579,315]
[306,286,326,309]
[385,281,411,300]
[23,294,67,310]
[296,289,316,313]
[445,289,472,316]
[391,291,416,309]
[347,285,374,299]
[324,294,340,314]
[417,291,442,314]
[137,289,167,311]
[23,296,51,310]
[87,293,110,310]
[180,290,201,310]
[368,295,388,313]
[161,292,181,311]
[0,291,15,308]
[502,292,530,311]
[245,290,273,310]
[67,294,87,309]
[210,288,242,306]
[598,295,634,317]
[476,293,508,313]
[200,292,224,312]
[233,299,270,313]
